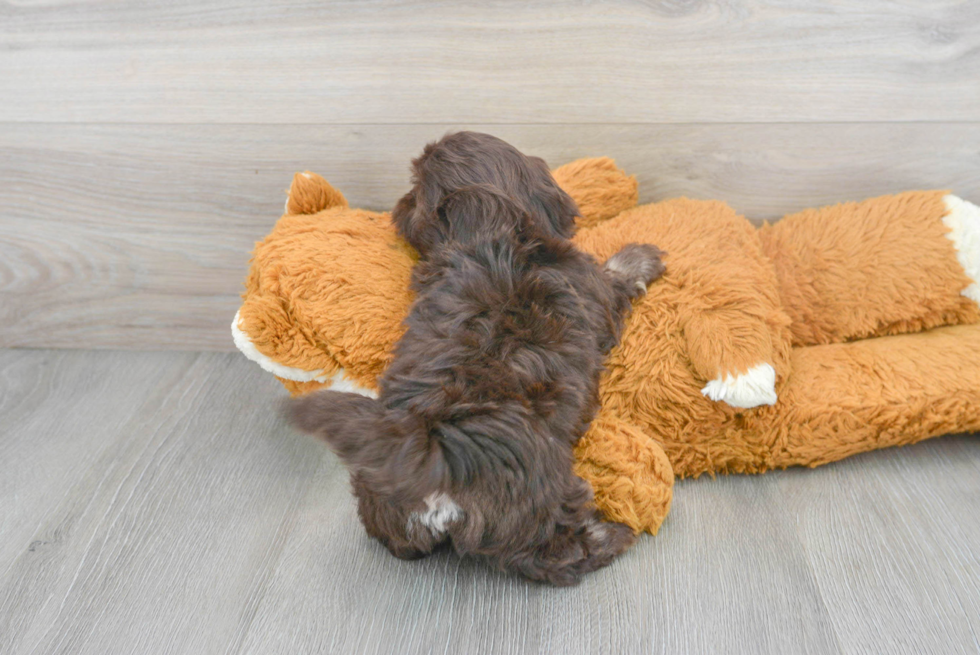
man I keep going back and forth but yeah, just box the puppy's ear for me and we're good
[392,140,444,257]
[392,186,432,256]
[437,184,531,242]
[527,156,580,241]
[283,390,382,465]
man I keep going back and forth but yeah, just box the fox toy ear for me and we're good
[284,171,348,215]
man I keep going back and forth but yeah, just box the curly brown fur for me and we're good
[287,132,664,586]
[391,131,580,257]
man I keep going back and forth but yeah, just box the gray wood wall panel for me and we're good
[3,122,978,350]
[1,1,977,350]
[1,349,977,654]
[3,1,979,124]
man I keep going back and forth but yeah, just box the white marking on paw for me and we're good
[230,310,378,398]
[585,518,609,545]
[701,362,778,409]
[943,195,980,306]
[605,252,655,293]
[407,493,463,537]
[604,257,628,275]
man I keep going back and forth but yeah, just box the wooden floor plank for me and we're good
[0,350,319,655]
[0,349,976,654]
[3,122,978,351]
[774,437,980,655]
[0,350,199,570]
[3,1,979,124]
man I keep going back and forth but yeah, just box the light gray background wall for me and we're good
[2,1,978,350]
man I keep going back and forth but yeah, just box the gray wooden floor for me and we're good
[2,348,978,655]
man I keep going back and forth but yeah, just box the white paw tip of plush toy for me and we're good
[942,195,980,306]
[701,363,778,409]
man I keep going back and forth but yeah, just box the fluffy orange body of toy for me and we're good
[233,159,980,534]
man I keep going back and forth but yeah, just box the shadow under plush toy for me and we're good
[233,156,980,535]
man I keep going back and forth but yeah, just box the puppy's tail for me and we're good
[284,390,383,462]
[283,391,450,496]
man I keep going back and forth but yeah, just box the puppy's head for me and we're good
[392,131,580,256]
[286,390,635,585]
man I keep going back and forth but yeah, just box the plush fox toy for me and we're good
[233,158,980,534]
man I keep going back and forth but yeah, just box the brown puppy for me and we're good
[287,132,664,585]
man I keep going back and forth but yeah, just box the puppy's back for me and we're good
[382,189,611,454]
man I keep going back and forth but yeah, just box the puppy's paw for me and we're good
[509,515,636,586]
[604,243,666,297]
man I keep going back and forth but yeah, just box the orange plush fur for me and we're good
[234,159,980,535]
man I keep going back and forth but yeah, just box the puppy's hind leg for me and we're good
[508,513,636,586]
[604,243,666,300]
